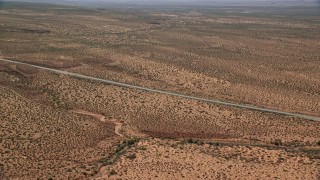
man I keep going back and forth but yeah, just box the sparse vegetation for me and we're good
[96,138,140,171]
[274,139,283,146]
[186,138,205,145]
[208,142,220,146]
[0,1,319,179]
[187,138,195,144]
[127,153,137,160]
[109,169,117,176]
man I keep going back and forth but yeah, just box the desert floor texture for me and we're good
[0,2,319,179]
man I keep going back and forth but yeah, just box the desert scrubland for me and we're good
[0,2,319,179]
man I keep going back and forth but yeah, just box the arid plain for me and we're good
[0,2,319,179]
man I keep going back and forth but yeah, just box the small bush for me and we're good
[102,161,111,166]
[110,169,117,176]
[127,139,137,146]
[209,142,220,146]
[116,145,125,153]
[127,154,137,160]
[274,139,282,146]
[187,138,195,144]
[187,138,204,145]
[317,141,320,146]
[197,141,204,145]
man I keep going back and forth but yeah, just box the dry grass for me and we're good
[0,4,319,116]
[0,85,122,179]
[0,2,319,179]
[102,138,320,179]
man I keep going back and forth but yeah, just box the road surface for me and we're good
[1,58,319,122]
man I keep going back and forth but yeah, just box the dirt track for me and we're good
[72,109,124,137]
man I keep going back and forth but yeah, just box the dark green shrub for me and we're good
[187,138,194,143]
[110,169,117,176]
[127,154,136,160]
[127,139,136,146]
[274,139,282,146]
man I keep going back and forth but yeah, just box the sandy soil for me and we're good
[0,85,120,179]
[0,3,320,179]
[1,4,319,116]
[29,71,320,145]
[99,138,320,180]
[72,109,124,137]
[1,45,320,179]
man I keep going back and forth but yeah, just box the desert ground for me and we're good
[0,2,319,179]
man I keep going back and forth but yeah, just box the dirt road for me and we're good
[1,58,319,122]
[72,109,123,137]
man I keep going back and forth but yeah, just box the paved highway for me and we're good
[1,58,319,122]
